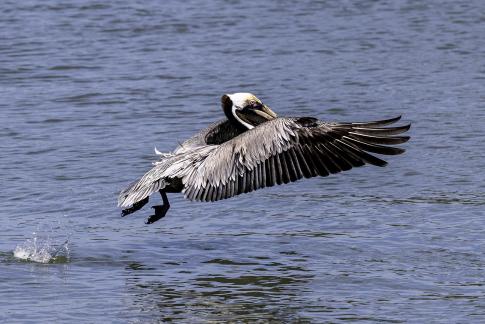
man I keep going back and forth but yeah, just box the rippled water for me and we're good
[1,0,484,322]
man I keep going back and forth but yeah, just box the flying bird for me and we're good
[118,93,410,224]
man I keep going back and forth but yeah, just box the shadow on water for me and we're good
[122,258,314,322]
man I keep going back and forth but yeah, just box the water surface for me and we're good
[1,0,484,322]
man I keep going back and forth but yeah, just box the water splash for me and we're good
[13,232,70,264]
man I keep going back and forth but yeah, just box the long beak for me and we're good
[263,104,277,118]
[253,104,277,120]
[236,104,277,127]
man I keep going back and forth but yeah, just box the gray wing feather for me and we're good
[183,117,410,202]
[118,145,216,208]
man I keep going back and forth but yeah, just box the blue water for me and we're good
[1,0,484,322]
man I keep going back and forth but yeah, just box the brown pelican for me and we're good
[118,93,410,224]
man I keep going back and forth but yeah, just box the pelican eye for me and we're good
[249,101,263,110]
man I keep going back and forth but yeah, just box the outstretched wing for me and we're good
[182,116,410,201]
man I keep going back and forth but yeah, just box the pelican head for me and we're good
[221,93,277,129]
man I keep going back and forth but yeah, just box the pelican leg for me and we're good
[146,190,170,224]
[121,197,149,217]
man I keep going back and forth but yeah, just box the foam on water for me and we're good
[13,232,70,264]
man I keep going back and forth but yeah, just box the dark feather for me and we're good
[347,133,410,145]
[344,137,406,155]
[350,124,411,136]
[344,115,402,127]
[338,139,388,167]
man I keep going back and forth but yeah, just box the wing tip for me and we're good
[350,115,403,127]
[377,160,388,167]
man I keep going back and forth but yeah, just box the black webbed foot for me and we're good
[146,204,170,224]
[121,197,149,217]
[145,190,170,224]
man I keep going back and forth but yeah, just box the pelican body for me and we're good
[118,93,410,224]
